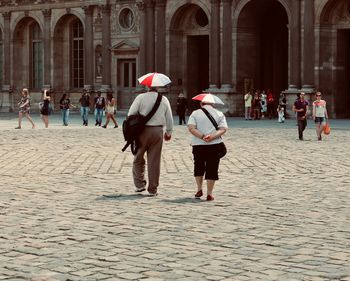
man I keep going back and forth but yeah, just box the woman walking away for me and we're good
[188,98,228,201]
[40,89,52,128]
[15,88,35,129]
[312,91,328,141]
[59,92,75,126]
[102,93,118,128]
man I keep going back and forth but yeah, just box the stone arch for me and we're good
[233,0,291,27]
[11,13,44,33]
[235,0,289,101]
[51,10,85,33]
[167,2,210,111]
[53,14,84,91]
[12,17,43,90]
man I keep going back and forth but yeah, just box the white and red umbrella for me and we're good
[192,93,224,105]
[138,72,171,87]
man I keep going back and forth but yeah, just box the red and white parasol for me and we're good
[138,72,172,87]
[192,93,224,105]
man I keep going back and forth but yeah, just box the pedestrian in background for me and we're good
[260,90,267,118]
[127,87,173,196]
[59,92,74,126]
[244,91,252,120]
[279,93,287,119]
[15,88,35,129]
[40,89,52,128]
[79,89,90,126]
[188,99,228,201]
[277,105,285,123]
[312,91,328,141]
[102,93,118,128]
[293,92,309,140]
[266,89,275,119]
[176,93,188,125]
[94,91,105,126]
[252,91,261,120]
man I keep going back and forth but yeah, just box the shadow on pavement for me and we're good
[97,193,148,201]
[161,197,206,204]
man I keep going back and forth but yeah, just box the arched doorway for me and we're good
[53,15,84,91]
[319,0,350,118]
[169,4,209,111]
[13,18,43,91]
[236,0,288,99]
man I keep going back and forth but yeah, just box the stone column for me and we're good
[288,0,301,89]
[155,0,166,74]
[101,4,112,91]
[136,1,146,77]
[83,6,94,91]
[2,12,11,91]
[221,0,232,89]
[145,0,155,72]
[302,0,314,90]
[1,12,12,111]
[42,9,52,89]
[209,0,220,89]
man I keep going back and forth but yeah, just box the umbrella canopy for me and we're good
[138,72,171,87]
[192,93,224,105]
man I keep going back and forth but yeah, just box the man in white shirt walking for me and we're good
[127,88,173,196]
[244,92,252,120]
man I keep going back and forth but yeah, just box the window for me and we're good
[0,30,3,86]
[71,20,84,88]
[31,23,43,89]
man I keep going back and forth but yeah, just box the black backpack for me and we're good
[122,93,162,155]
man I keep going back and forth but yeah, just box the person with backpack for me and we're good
[94,91,105,126]
[127,87,173,196]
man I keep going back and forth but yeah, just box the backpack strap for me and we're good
[143,93,162,124]
[201,107,219,130]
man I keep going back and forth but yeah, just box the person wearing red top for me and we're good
[266,89,275,119]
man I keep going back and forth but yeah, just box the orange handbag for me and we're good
[324,122,331,135]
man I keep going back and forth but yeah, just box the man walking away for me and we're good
[127,87,173,196]
[293,92,309,140]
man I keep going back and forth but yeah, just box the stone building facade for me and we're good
[0,0,349,117]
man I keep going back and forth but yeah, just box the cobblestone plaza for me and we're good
[0,114,349,280]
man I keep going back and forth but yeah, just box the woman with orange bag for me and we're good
[312,91,328,141]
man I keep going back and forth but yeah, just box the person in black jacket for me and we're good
[94,91,105,126]
[79,89,90,126]
[176,93,187,125]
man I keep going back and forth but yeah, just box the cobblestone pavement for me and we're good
[0,113,349,281]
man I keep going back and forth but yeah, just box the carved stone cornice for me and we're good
[2,11,11,21]
[42,9,52,19]
[136,1,145,11]
[101,4,111,15]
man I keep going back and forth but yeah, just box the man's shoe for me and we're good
[15,126,21,129]
[102,125,107,128]
[206,195,214,201]
[114,124,118,128]
[135,187,146,193]
[148,192,158,197]
[95,122,98,126]
[194,190,203,198]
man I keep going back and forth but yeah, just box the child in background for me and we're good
[277,105,285,123]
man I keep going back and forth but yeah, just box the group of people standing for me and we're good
[244,89,275,120]
[15,88,119,129]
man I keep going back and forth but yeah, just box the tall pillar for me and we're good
[302,0,314,90]
[155,0,166,74]
[2,12,11,91]
[289,0,301,89]
[1,12,12,111]
[101,4,112,90]
[145,0,155,72]
[42,9,52,89]
[136,1,146,77]
[83,6,94,91]
[209,0,220,89]
[221,0,232,89]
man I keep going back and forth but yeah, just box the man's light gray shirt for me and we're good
[127,91,174,135]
